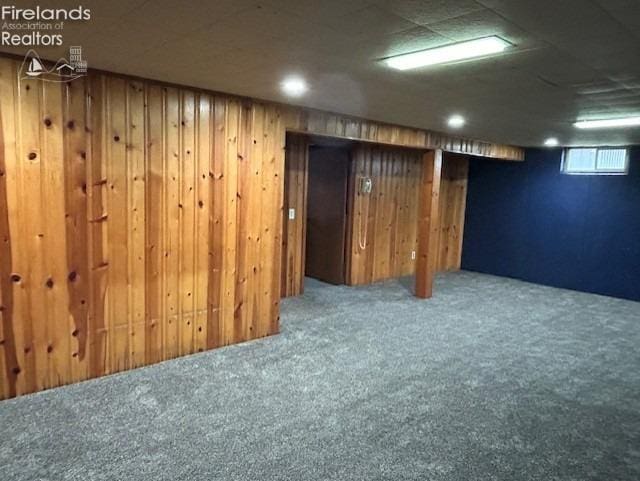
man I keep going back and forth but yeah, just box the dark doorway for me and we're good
[305,146,350,285]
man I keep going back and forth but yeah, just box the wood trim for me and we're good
[415,150,443,299]
[284,110,523,161]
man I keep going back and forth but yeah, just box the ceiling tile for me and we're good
[427,9,539,48]
[327,5,419,39]
[373,0,486,25]
[594,0,640,32]
[347,26,449,60]
[262,0,374,23]
[505,47,601,87]
[125,0,261,34]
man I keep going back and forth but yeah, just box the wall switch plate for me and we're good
[288,208,295,220]
[411,250,416,260]
[359,176,373,194]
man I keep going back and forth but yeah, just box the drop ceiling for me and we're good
[3,0,640,147]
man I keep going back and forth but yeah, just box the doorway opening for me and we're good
[281,133,425,298]
[305,141,351,286]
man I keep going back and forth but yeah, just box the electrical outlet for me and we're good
[288,208,295,220]
[411,250,416,260]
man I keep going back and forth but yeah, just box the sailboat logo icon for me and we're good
[19,48,88,83]
[26,57,45,77]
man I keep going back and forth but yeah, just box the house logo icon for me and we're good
[20,46,88,82]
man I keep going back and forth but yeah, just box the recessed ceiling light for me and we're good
[384,36,512,71]
[280,76,307,97]
[544,137,559,147]
[574,116,640,129]
[448,115,465,128]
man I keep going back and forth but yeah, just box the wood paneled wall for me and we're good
[346,144,423,285]
[0,52,520,398]
[436,153,470,272]
[281,134,308,298]
[0,58,284,399]
[349,149,470,282]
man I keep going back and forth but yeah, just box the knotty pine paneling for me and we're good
[436,153,470,272]
[347,149,469,283]
[346,144,424,285]
[281,134,309,298]
[0,58,285,399]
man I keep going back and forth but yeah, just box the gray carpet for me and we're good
[1,271,639,481]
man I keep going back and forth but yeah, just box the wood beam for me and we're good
[415,149,443,299]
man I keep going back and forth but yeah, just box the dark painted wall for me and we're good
[462,147,640,301]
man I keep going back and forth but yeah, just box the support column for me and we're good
[415,149,442,298]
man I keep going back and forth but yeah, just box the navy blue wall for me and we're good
[462,147,640,301]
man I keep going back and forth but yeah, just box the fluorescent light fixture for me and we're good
[448,114,465,128]
[384,36,511,71]
[574,116,640,129]
[544,137,559,147]
[281,76,307,97]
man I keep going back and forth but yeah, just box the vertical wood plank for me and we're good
[194,93,211,353]
[0,58,20,398]
[62,77,90,383]
[164,87,180,359]
[179,91,196,355]
[106,77,129,373]
[87,74,109,379]
[127,80,146,368]
[42,79,72,388]
[247,103,264,339]
[258,106,274,336]
[221,99,239,346]
[268,108,285,335]
[234,102,252,343]
[145,84,164,365]
[18,74,45,393]
[207,96,226,349]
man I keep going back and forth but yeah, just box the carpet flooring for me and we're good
[1,271,639,480]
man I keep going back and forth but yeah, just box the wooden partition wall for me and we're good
[437,153,470,272]
[0,59,285,400]
[348,149,469,282]
[0,54,522,399]
[281,134,309,298]
[346,144,423,285]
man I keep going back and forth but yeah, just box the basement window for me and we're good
[561,147,628,175]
